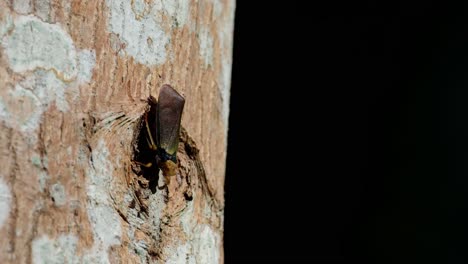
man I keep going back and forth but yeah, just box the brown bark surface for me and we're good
[0,0,234,263]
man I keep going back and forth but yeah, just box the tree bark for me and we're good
[0,0,234,263]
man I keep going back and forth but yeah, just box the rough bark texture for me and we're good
[0,0,234,263]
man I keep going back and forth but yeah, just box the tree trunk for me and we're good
[0,0,234,263]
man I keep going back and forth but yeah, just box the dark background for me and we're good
[224,1,468,263]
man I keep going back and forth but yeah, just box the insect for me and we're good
[136,84,185,185]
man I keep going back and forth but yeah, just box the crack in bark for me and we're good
[26,201,43,264]
[6,128,16,260]
[181,129,221,212]
[24,117,49,263]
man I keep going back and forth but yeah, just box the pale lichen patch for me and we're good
[23,61,93,112]
[219,62,232,126]
[23,70,70,112]
[122,186,167,262]
[2,15,78,81]
[1,15,95,116]
[13,0,33,15]
[49,183,66,206]
[0,178,11,228]
[159,0,191,28]
[212,0,224,18]
[35,0,52,22]
[31,155,42,167]
[199,27,214,68]
[166,242,195,264]
[207,0,234,128]
[166,222,220,264]
[179,199,195,235]
[77,49,96,84]
[217,1,235,127]
[147,185,167,236]
[87,205,122,246]
[0,68,83,145]
[132,238,150,263]
[203,200,212,219]
[193,225,220,264]
[106,0,169,66]
[85,140,122,262]
[32,234,79,264]
[0,84,44,144]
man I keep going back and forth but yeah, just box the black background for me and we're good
[224,1,468,263]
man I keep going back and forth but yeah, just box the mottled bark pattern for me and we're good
[0,0,234,263]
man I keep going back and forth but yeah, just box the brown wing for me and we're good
[156,85,185,156]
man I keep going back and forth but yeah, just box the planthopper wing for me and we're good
[156,84,185,156]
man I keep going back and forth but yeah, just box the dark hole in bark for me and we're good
[184,191,193,201]
[133,97,160,194]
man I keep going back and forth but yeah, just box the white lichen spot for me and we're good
[199,27,214,67]
[179,200,195,235]
[196,5,233,123]
[160,0,190,28]
[193,225,220,264]
[217,1,235,127]
[148,184,166,234]
[133,240,149,263]
[166,242,195,264]
[30,140,123,263]
[122,188,165,262]
[31,154,42,167]
[77,49,96,84]
[35,0,52,22]
[18,70,70,112]
[13,0,33,14]
[2,15,77,80]
[0,178,12,228]
[106,0,169,66]
[212,0,224,18]
[16,49,96,114]
[85,140,122,262]
[39,71,69,111]
[169,205,221,264]
[88,205,122,246]
[167,223,219,264]
[219,62,232,126]
[0,84,44,141]
[81,251,111,264]
[1,16,93,130]
[203,200,212,219]
[49,183,66,206]
[67,146,73,155]
[32,234,79,264]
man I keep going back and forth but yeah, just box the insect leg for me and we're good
[144,112,157,151]
[145,135,153,150]
[132,160,153,168]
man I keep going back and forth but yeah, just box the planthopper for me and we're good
[136,84,185,186]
